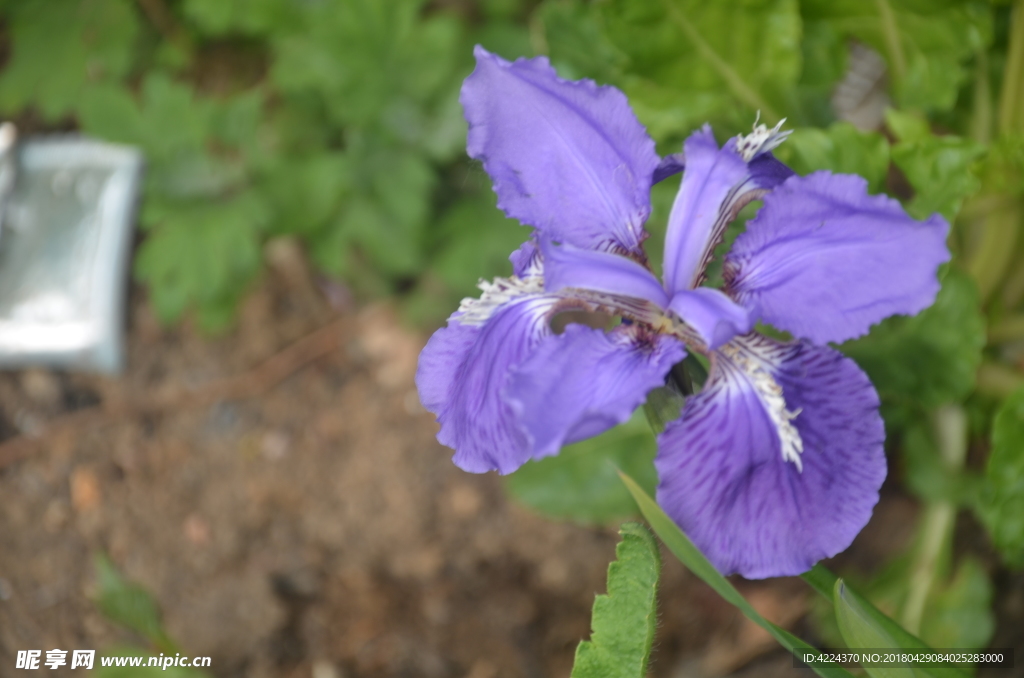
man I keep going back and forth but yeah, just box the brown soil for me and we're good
[0,241,1019,678]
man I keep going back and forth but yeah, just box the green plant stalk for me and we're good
[660,0,780,122]
[988,313,1024,343]
[969,48,993,146]
[900,405,968,635]
[875,0,907,89]
[976,362,1024,398]
[998,0,1024,137]
[966,199,1022,304]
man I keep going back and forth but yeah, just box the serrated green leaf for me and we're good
[271,0,461,139]
[833,578,972,678]
[977,385,1024,567]
[571,523,660,678]
[261,153,352,237]
[0,0,139,120]
[182,0,298,35]
[620,474,857,678]
[776,122,890,192]
[885,112,985,221]
[841,269,986,425]
[135,192,268,329]
[505,412,657,524]
[94,556,175,654]
[597,0,801,140]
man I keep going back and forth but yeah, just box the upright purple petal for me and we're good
[462,46,659,257]
[541,238,669,308]
[507,324,684,459]
[662,128,794,294]
[725,172,950,344]
[417,293,559,475]
[509,238,542,277]
[655,335,885,578]
[667,287,752,350]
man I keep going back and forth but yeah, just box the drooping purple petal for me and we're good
[507,324,684,459]
[655,335,886,578]
[662,127,794,295]
[461,46,659,257]
[653,153,686,184]
[667,287,752,350]
[725,172,950,344]
[541,238,669,308]
[416,294,559,475]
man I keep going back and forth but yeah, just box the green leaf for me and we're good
[135,192,268,330]
[597,0,802,140]
[537,0,625,83]
[619,473,857,678]
[95,648,211,678]
[841,269,986,426]
[94,556,175,654]
[271,0,461,138]
[920,558,994,651]
[902,422,983,505]
[0,0,139,120]
[182,0,299,35]
[885,112,985,221]
[833,579,970,678]
[429,190,531,299]
[571,523,660,678]
[775,122,890,193]
[977,385,1024,567]
[505,412,657,524]
[802,0,992,112]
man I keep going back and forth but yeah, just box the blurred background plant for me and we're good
[1,0,1023,670]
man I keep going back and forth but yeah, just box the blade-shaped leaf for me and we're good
[571,523,660,678]
[833,579,971,678]
[619,473,857,678]
[94,555,176,654]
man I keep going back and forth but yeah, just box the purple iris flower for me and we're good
[416,47,950,578]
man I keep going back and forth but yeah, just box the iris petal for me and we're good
[417,293,560,474]
[725,171,950,344]
[541,238,670,308]
[655,335,886,578]
[461,46,659,257]
[662,127,794,294]
[667,287,752,349]
[507,324,684,459]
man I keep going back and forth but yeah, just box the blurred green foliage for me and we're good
[3,0,1024,657]
[0,0,536,330]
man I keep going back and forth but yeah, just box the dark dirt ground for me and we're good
[0,240,1021,678]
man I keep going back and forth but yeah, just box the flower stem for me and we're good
[988,313,1024,343]
[998,0,1024,137]
[976,362,1024,398]
[900,405,968,635]
[966,199,1023,303]
[875,0,907,90]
